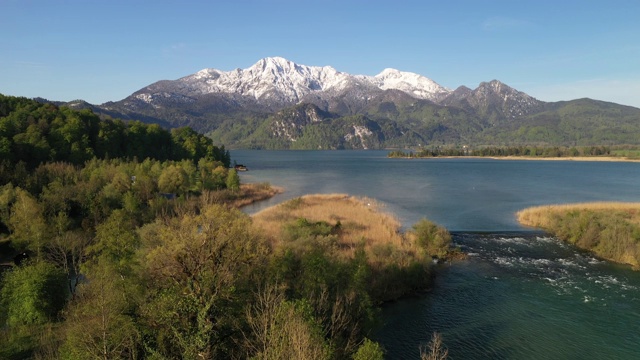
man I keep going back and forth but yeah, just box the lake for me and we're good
[232,150,640,359]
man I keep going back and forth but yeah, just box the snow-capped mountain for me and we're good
[121,57,451,111]
[92,56,576,149]
[371,68,450,100]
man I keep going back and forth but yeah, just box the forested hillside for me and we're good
[0,94,230,168]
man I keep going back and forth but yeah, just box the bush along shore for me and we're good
[517,202,640,268]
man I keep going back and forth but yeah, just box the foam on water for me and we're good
[459,233,640,300]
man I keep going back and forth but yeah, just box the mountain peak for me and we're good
[252,56,297,72]
[126,58,541,115]
[478,79,511,92]
[261,56,289,63]
[141,57,452,106]
[376,68,404,77]
[374,68,449,101]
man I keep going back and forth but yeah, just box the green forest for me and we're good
[200,98,640,150]
[0,94,230,169]
[0,95,450,359]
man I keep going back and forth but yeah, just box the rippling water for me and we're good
[231,150,640,359]
[376,233,640,359]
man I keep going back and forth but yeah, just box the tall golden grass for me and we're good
[251,194,422,265]
[517,202,640,268]
[252,194,456,302]
[518,202,640,227]
[197,183,283,208]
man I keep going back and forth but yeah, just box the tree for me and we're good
[157,164,188,195]
[0,183,17,232]
[245,285,332,360]
[211,165,228,190]
[352,338,384,360]
[87,209,139,273]
[60,258,140,360]
[412,218,451,258]
[139,204,268,359]
[197,159,226,190]
[8,187,47,256]
[420,332,448,360]
[45,211,91,295]
[226,168,240,191]
[0,261,67,327]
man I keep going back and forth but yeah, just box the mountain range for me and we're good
[61,57,640,149]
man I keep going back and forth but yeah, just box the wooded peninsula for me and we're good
[0,95,453,359]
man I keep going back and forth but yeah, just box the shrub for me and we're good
[412,218,452,258]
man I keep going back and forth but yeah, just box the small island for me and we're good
[517,202,640,268]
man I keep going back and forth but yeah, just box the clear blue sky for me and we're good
[2,0,639,108]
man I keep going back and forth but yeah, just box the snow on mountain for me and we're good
[372,68,450,101]
[133,57,450,106]
[179,57,355,102]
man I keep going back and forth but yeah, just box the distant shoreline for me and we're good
[390,155,640,163]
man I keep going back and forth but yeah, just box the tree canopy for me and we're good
[0,94,230,168]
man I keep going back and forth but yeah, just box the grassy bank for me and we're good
[252,194,407,258]
[252,194,453,302]
[517,203,640,268]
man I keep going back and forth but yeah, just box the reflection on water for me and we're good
[231,150,640,359]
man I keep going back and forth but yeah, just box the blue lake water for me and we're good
[232,150,640,359]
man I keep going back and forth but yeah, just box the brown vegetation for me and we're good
[201,182,283,209]
[517,202,640,268]
[252,194,454,302]
[253,194,415,261]
[420,332,449,360]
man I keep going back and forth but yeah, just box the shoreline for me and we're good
[517,202,640,269]
[232,183,284,208]
[240,181,640,272]
[390,155,640,162]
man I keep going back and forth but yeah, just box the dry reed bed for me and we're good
[251,194,420,263]
[518,202,640,228]
[517,202,640,268]
[231,183,283,208]
[197,183,283,208]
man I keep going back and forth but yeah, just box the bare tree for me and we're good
[420,332,448,360]
[244,284,331,360]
